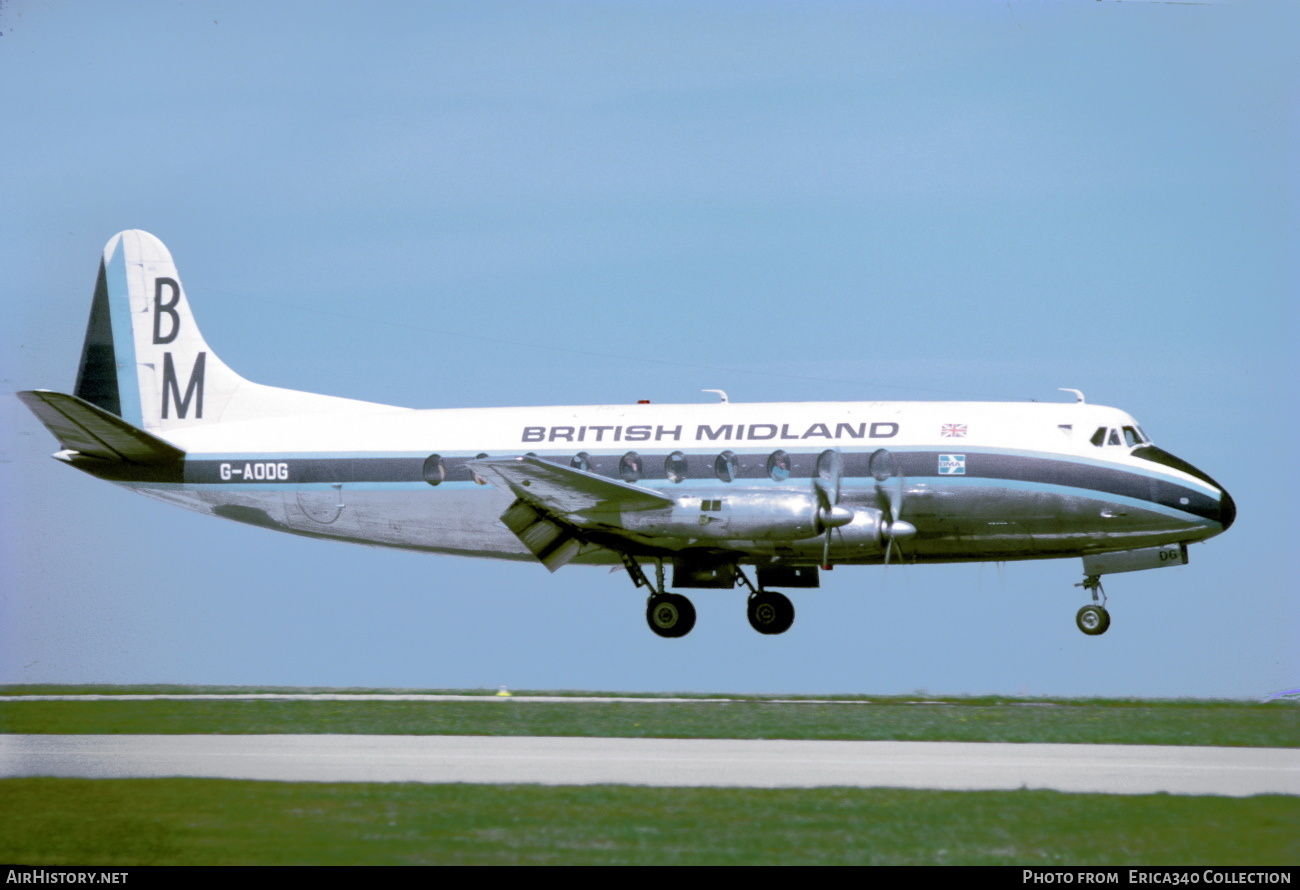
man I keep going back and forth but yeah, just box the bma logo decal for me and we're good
[938,454,966,475]
[153,277,206,419]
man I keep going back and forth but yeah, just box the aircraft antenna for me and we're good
[1058,388,1086,404]
[702,389,729,403]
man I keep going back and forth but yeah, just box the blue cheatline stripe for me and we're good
[126,474,1218,528]
[190,445,1220,497]
[105,239,142,428]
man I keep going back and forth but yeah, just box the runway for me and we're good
[4,734,1296,796]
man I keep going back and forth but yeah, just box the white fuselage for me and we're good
[102,398,1232,567]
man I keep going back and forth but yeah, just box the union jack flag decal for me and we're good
[941,424,967,438]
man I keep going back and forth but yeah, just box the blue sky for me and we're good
[1,1,1295,697]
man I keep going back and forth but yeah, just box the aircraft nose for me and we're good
[1217,486,1236,531]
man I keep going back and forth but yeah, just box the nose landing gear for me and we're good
[1074,574,1111,636]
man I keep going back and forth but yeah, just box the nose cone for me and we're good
[1217,486,1236,531]
[1131,445,1235,533]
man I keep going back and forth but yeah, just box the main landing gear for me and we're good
[1074,574,1111,636]
[621,555,796,638]
[735,569,794,635]
[647,593,696,639]
[746,591,795,635]
[621,555,696,639]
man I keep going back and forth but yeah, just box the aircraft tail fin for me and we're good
[17,390,185,463]
[72,230,394,433]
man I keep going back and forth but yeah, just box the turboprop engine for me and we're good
[620,492,851,542]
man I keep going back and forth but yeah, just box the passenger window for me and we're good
[422,454,445,486]
[570,452,591,472]
[715,450,738,483]
[619,452,642,483]
[766,450,791,482]
[665,451,688,483]
[472,453,489,485]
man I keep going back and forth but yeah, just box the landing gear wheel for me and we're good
[647,593,696,638]
[747,591,795,635]
[1076,604,1111,636]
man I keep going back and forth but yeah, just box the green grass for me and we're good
[2,695,1295,747]
[2,778,1296,865]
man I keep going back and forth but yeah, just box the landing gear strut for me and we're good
[1074,574,1111,636]
[623,555,697,638]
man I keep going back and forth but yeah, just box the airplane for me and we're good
[18,230,1236,639]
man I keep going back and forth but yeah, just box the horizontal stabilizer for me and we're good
[468,456,673,518]
[17,390,184,463]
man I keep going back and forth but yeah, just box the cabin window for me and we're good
[766,450,791,482]
[619,452,642,483]
[869,448,896,481]
[665,451,688,483]
[472,453,489,485]
[422,454,445,486]
[570,451,591,472]
[715,450,738,483]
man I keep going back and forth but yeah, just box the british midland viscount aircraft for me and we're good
[19,231,1236,638]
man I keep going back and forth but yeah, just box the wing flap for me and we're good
[500,499,585,572]
[18,390,185,463]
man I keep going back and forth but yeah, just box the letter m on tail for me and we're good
[162,351,206,419]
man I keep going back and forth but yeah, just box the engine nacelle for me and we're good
[828,507,888,552]
[621,492,824,541]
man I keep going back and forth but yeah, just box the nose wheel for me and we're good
[1074,574,1111,636]
[1075,604,1110,635]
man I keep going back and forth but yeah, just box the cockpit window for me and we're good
[1122,426,1141,447]
[1107,429,1121,446]
[1091,428,1107,447]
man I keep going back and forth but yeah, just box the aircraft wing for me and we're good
[17,390,184,463]
[468,456,674,573]
[467,456,673,517]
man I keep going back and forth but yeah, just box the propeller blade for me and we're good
[813,450,848,567]
[814,449,842,508]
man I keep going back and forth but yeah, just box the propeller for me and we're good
[814,450,853,567]
[869,449,916,565]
